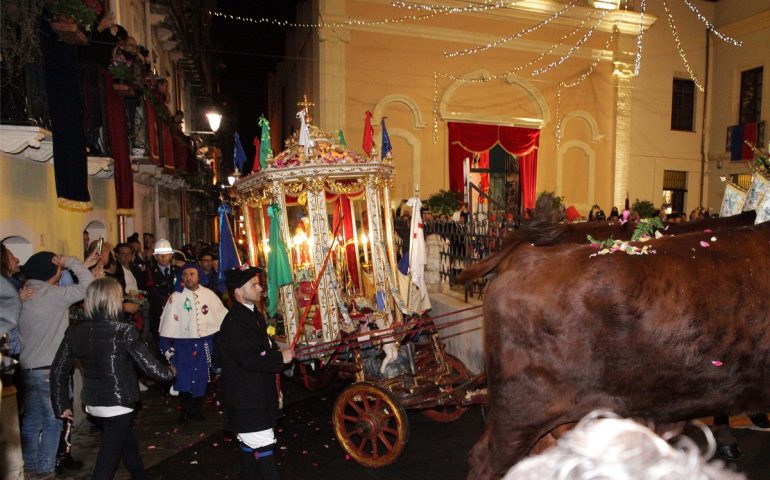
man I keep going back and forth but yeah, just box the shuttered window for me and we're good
[663,170,687,190]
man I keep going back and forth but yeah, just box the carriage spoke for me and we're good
[377,432,394,451]
[372,436,379,458]
[340,414,360,423]
[346,399,365,416]
[357,436,369,452]
[382,426,399,436]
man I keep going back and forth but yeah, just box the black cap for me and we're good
[22,252,58,281]
[224,266,264,291]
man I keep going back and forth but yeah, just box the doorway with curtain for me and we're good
[447,121,539,218]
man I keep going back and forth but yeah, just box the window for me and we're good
[671,78,695,131]
[739,67,763,125]
[662,170,687,215]
[729,173,752,191]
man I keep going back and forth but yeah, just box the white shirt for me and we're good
[123,266,138,293]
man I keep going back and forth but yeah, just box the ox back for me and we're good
[468,221,770,480]
[457,210,757,285]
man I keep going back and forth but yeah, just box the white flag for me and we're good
[407,197,426,292]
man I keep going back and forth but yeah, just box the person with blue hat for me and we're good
[158,262,227,425]
[216,266,293,480]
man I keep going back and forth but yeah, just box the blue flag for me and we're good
[381,117,392,160]
[233,132,247,172]
[217,203,240,292]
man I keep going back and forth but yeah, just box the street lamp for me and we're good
[206,111,222,133]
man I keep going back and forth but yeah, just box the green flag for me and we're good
[337,130,347,147]
[267,204,294,317]
[258,116,272,170]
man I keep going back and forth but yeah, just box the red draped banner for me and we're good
[447,121,540,210]
[103,72,133,214]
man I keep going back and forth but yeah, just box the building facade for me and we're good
[269,0,768,218]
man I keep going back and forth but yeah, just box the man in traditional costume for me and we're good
[158,263,227,425]
[217,266,293,480]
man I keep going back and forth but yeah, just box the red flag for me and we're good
[362,111,374,155]
[252,136,261,173]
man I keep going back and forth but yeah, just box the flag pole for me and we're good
[406,184,419,313]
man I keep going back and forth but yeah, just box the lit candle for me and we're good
[361,232,369,264]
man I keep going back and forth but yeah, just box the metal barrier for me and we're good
[393,213,518,301]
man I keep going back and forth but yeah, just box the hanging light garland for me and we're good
[443,0,580,58]
[208,0,508,29]
[509,11,599,75]
[680,0,742,46]
[662,0,704,92]
[633,0,647,76]
[555,29,616,148]
[531,8,609,76]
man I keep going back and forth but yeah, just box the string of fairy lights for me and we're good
[555,28,617,148]
[633,0,647,76]
[680,0,741,46]
[662,0,704,92]
[431,6,610,141]
[208,0,513,29]
[442,0,580,58]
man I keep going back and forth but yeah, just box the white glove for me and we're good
[165,347,175,361]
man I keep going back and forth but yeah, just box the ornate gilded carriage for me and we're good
[232,111,483,468]
[233,120,401,346]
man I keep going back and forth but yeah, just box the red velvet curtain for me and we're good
[144,98,160,165]
[161,123,175,172]
[447,121,540,209]
[103,72,133,214]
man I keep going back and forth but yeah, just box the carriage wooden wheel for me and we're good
[421,353,472,422]
[333,382,409,467]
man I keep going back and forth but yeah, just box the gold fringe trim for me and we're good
[116,208,135,216]
[58,197,93,211]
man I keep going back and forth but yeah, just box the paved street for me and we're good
[59,379,770,480]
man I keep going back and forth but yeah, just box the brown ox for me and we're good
[463,220,770,480]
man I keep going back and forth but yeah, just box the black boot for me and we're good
[238,446,258,480]
[255,444,279,480]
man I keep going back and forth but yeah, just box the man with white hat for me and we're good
[158,262,227,425]
[147,239,178,344]
[217,266,293,480]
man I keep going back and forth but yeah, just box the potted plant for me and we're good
[108,49,134,96]
[48,0,96,46]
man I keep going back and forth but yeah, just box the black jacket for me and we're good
[114,262,147,293]
[147,264,178,321]
[216,302,285,433]
[50,312,173,415]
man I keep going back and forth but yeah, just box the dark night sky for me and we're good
[211,0,301,171]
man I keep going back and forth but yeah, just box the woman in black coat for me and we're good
[51,278,174,480]
[217,267,293,480]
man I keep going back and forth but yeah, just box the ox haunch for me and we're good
[467,221,770,480]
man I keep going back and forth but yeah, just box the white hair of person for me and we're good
[84,277,123,320]
[503,410,745,480]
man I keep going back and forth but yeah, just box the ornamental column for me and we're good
[612,55,635,210]
[318,0,351,134]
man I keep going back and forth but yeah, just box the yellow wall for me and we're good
[0,153,117,260]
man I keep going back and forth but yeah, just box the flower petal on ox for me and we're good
[700,241,710,248]
[711,360,723,367]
